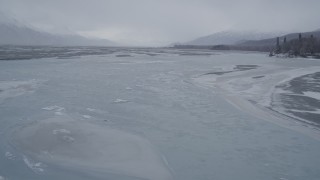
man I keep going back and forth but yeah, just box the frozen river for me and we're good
[0,47,320,180]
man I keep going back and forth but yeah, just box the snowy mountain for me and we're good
[185,31,284,46]
[0,22,116,46]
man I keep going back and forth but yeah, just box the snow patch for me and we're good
[0,79,42,102]
[303,91,320,101]
[52,129,74,143]
[82,115,91,119]
[86,108,96,112]
[23,156,45,173]
[54,111,64,116]
[42,105,65,112]
[86,108,105,114]
[279,178,289,180]
[5,151,15,160]
[52,129,71,135]
[62,135,75,143]
[113,99,129,103]
[42,105,65,116]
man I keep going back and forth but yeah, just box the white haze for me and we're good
[0,0,320,46]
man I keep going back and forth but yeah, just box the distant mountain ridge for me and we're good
[239,30,320,47]
[0,22,116,46]
[174,29,320,53]
[185,31,284,46]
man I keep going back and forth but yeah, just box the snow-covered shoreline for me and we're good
[193,64,320,139]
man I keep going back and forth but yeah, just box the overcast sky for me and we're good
[1,0,320,46]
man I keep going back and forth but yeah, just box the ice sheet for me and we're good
[1,48,320,180]
[13,115,172,180]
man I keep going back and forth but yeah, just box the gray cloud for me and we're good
[1,0,320,46]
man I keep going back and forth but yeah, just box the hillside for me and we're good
[185,31,282,46]
[0,23,116,46]
[239,30,320,47]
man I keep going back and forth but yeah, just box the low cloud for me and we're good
[1,0,319,45]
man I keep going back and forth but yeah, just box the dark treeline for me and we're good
[271,33,320,57]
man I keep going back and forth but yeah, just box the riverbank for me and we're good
[193,59,320,138]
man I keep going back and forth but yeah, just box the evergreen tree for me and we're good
[275,37,281,54]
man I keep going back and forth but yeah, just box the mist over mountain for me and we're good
[185,31,285,46]
[0,17,116,46]
[174,28,320,54]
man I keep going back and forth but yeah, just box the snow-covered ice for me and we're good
[14,115,172,180]
[86,108,96,112]
[1,48,320,180]
[52,129,71,135]
[82,115,91,119]
[0,79,42,103]
[194,62,320,133]
[23,156,45,173]
[42,105,65,112]
[304,91,320,101]
[113,99,130,103]
[4,152,15,160]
